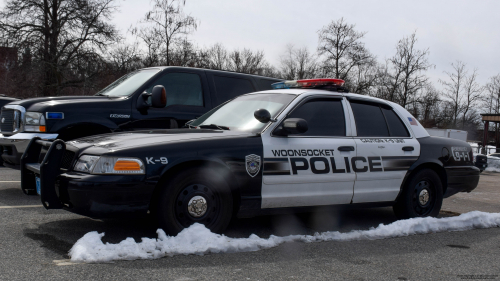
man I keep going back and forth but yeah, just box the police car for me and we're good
[21,78,480,234]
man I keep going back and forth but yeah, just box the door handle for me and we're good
[402,146,414,151]
[338,146,355,152]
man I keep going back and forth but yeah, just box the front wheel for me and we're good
[156,167,233,235]
[393,169,443,219]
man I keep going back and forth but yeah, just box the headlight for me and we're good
[74,155,145,175]
[24,112,46,132]
[74,155,100,173]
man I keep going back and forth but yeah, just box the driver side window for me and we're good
[147,72,203,107]
[286,98,346,137]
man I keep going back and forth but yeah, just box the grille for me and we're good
[0,109,15,133]
[60,150,76,169]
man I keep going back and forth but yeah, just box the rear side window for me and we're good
[381,107,410,137]
[350,101,389,137]
[287,99,346,137]
[258,79,280,90]
[148,72,203,107]
[213,76,256,104]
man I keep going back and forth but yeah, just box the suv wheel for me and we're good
[156,168,233,235]
[393,169,443,219]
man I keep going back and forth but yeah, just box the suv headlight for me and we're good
[24,112,46,132]
[74,155,145,175]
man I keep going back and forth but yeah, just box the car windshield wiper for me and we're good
[198,124,230,130]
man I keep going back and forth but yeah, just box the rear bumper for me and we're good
[56,173,155,218]
[444,166,480,198]
[0,133,58,169]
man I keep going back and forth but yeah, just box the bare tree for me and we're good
[388,32,432,107]
[198,43,229,70]
[440,61,467,128]
[484,75,500,114]
[227,48,266,74]
[460,68,483,129]
[317,18,375,84]
[279,44,317,80]
[0,0,119,96]
[132,0,198,66]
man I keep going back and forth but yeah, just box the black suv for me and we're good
[0,67,281,168]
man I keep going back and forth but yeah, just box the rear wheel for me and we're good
[156,167,233,235]
[393,169,443,219]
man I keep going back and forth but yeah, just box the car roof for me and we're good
[249,89,395,106]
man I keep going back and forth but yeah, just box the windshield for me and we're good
[96,69,160,97]
[191,94,296,133]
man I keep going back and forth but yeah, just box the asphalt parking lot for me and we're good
[1,167,499,281]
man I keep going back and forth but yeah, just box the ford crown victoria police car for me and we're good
[21,79,480,234]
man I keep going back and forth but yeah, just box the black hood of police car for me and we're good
[65,128,257,155]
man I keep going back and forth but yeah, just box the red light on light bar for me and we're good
[296,78,345,88]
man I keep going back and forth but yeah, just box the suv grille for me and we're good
[0,109,15,133]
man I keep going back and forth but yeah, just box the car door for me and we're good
[260,96,357,209]
[347,99,420,203]
[130,69,211,129]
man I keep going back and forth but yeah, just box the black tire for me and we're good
[156,167,233,235]
[393,169,443,220]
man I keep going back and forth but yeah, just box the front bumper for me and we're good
[56,172,155,218]
[0,133,58,168]
[20,138,156,218]
[444,166,480,198]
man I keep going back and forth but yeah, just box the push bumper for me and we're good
[444,166,480,198]
[0,133,58,169]
[20,138,155,218]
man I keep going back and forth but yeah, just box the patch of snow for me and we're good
[69,211,500,263]
[486,156,500,172]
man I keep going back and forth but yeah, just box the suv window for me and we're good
[350,101,389,137]
[286,99,346,137]
[213,75,255,104]
[148,72,203,107]
[381,107,410,137]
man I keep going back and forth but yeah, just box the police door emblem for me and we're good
[245,154,261,177]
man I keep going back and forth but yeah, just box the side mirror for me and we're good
[283,118,308,135]
[254,108,271,123]
[136,85,167,111]
[151,85,167,108]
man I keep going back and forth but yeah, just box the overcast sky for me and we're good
[110,0,499,87]
[2,0,499,87]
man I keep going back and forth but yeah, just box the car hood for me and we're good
[66,129,255,153]
[4,96,124,111]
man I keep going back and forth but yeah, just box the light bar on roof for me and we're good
[271,78,345,89]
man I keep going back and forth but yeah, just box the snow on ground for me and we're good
[69,211,500,263]
[486,156,500,172]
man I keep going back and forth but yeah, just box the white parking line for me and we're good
[0,205,43,209]
[53,260,81,266]
[0,181,21,183]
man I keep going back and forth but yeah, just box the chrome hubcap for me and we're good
[187,196,208,218]
[419,189,430,206]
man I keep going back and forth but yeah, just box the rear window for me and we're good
[381,107,410,137]
[350,101,389,137]
[258,79,281,90]
[213,76,256,104]
[350,100,410,137]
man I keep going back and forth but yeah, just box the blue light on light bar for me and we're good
[271,82,287,89]
[46,112,64,119]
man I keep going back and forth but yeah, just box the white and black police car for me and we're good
[20,78,480,234]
